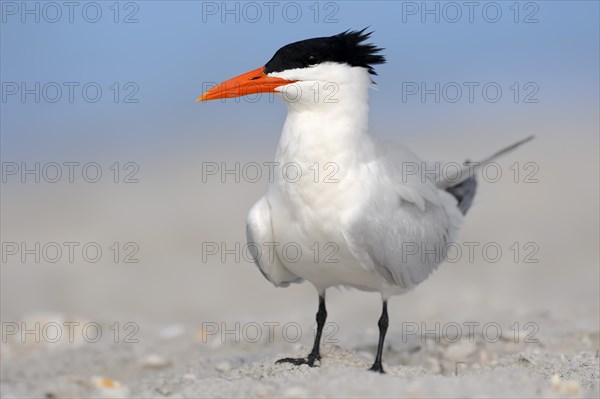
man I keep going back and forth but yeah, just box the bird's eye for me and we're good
[306,55,318,66]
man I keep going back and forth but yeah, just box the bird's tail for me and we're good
[440,135,534,215]
[446,176,478,215]
[437,135,535,190]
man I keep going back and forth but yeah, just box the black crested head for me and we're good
[264,28,386,76]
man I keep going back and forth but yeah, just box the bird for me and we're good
[198,29,533,373]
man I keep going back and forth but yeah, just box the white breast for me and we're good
[265,98,385,291]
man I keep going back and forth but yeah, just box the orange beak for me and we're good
[197,66,296,102]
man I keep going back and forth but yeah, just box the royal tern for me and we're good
[199,29,532,373]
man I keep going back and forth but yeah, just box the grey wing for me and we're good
[343,193,462,290]
[343,136,532,289]
[246,197,302,287]
[342,142,465,290]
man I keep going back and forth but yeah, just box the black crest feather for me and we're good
[264,28,386,75]
[333,29,386,75]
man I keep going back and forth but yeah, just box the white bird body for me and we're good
[247,63,464,298]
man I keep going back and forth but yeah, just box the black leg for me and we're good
[369,300,389,373]
[277,293,327,367]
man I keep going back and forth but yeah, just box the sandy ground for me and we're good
[1,137,599,398]
[1,308,599,398]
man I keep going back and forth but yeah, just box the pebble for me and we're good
[91,376,130,398]
[159,324,185,339]
[445,342,476,361]
[550,374,561,389]
[501,329,524,342]
[215,361,232,372]
[197,329,223,347]
[562,380,581,395]
[550,375,581,394]
[142,354,171,368]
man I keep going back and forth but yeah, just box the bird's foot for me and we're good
[276,354,320,367]
[368,362,386,374]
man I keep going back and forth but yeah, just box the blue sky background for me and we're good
[1,1,598,162]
